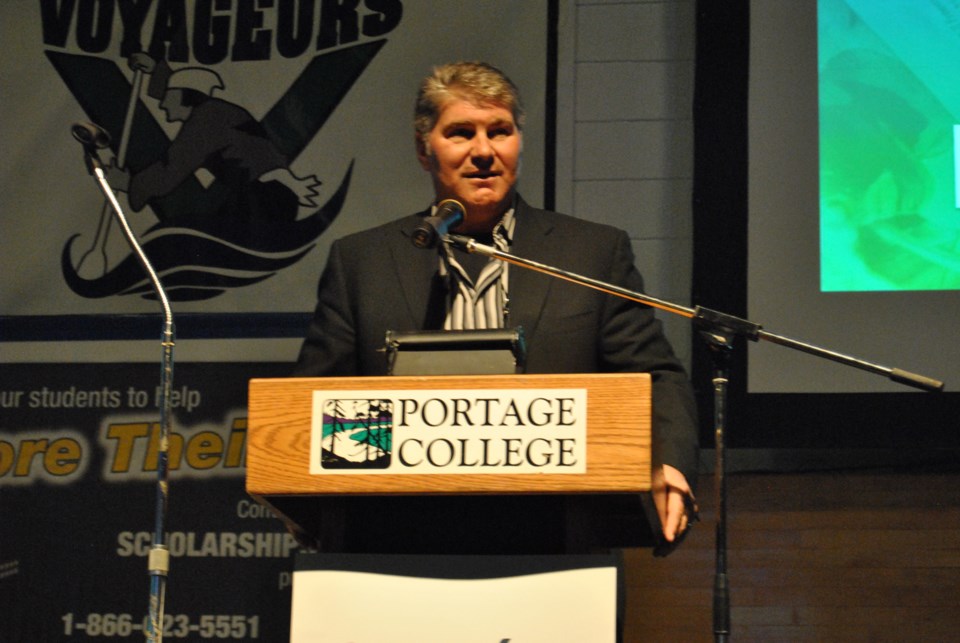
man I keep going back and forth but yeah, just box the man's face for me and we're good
[417,98,522,233]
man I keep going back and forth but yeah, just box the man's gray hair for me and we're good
[414,61,525,144]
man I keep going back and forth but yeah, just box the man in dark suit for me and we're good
[294,61,699,550]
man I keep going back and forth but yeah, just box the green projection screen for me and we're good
[819,0,960,291]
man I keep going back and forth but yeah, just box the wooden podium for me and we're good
[246,372,658,553]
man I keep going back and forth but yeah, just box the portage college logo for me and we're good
[40,0,402,301]
[320,399,393,470]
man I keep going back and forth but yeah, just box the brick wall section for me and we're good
[557,0,696,365]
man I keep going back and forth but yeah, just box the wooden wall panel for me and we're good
[623,470,960,641]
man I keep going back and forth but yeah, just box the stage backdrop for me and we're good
[0,2,551,640]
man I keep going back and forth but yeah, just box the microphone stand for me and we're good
[76,141,175,643]
[445,233,944,642]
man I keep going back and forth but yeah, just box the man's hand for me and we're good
[652,464,698,542]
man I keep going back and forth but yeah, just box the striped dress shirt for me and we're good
[439,207,516,330]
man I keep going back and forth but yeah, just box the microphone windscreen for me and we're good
[71,122,111,149]
[435,199,466,224]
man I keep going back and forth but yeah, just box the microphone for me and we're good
[412,199,466,249]
[71,122,112,150]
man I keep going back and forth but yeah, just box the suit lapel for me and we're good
[508,199,556,339]
[390,211,445,328]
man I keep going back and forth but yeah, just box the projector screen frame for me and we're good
[690,0,958,454]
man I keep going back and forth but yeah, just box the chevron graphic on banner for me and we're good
[47,41,385,301]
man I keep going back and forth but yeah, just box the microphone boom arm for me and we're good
[444,234,943,392]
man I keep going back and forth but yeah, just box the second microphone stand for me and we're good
[75,129,175,643]
[445,233,944,642]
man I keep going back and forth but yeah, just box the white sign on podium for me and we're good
[290,554,619,643]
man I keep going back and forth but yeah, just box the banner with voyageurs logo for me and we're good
[0,0,548,362]
[0,2,551,640]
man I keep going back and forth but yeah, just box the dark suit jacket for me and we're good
[294,196,699,483]
[293,197,699,554]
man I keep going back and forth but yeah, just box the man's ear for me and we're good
[415,134,432,171]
